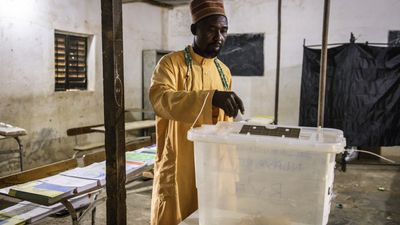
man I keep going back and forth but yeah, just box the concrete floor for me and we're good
[1,161,399,225]
[329,163,400,225]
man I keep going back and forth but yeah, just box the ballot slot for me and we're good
[239,125,301,138]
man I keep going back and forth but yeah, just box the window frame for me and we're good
[54,33,88,91]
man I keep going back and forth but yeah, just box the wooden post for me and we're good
[274,0,282,125]
[318,0,331,127]
[101,0,127,224]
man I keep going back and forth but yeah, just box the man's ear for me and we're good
[190,24,197,35]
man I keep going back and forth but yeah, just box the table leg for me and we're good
[14,137,23,171]
[75,191,105,225]
[91,194,99,225]
[61,199,79,225]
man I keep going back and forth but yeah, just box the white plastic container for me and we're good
[187,122,346,225]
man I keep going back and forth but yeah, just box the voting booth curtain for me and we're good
[299,43,400,147]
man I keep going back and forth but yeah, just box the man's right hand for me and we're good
[212,90,245,118]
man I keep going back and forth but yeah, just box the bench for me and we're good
[67,123,153,158]
[66,124,104,158]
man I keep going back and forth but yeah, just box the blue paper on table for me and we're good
[34,183,72,193]
[8,181,75,205]
[40,174,99,193]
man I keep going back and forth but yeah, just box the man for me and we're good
[149,0,244,224]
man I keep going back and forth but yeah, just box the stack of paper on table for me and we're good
[0,175,100,205]
[7,181,75,206]
[124,145,156,180]
[40,175,99,193]
[0,123,26,137]
[60,154,152,187]
[125,160,146,174]
[0,195,90,224]
[125,150,156,165]
[60,162,106,186]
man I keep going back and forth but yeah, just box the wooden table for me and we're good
[0,148,155,225]
[90,120,155,133]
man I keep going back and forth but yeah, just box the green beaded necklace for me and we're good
[184,46,229,90]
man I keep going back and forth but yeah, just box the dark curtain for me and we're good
[299,43,400,146]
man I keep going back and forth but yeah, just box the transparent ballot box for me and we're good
[187,122,346,225]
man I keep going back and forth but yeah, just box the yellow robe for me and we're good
[149,46,231,225]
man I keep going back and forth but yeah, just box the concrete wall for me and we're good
[123,3,166,117]
[0,0,103,176]
[0,1,164,176]
[167,0,400,125]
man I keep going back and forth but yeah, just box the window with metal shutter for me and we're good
[55,33,87,91]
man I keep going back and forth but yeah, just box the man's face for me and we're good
[193,15,228,58]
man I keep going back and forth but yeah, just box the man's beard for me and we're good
[205,45,222,58]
